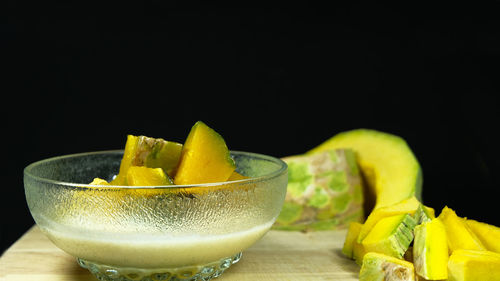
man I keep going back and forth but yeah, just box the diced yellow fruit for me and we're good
[425,206,435,218]
[358,196,421,243]
[361,213,416,259]
[360,252,416,281]
[227,171,249,181]
[144,140,183,177]
[126,166,172,186]
[89,178,110,185]
[174,121,236,185]
[342,222,363,259]
[466,219,500,254]
[438,206,485,253]
[112,135,140,185]
[353,239,368,266]
[111,135,182,185]
[307,129,422,212]
[448,249,500,281]
[413,204,435,224]
[413,218,448,280]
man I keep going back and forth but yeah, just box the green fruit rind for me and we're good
[274,149,364,231]
[360,252,416,281]
[413,204,433,224]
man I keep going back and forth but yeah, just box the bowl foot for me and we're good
[77,252,242,281]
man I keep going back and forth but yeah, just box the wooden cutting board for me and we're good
[0,226,359,281]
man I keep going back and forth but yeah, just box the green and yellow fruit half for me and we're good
[308,129,422,214]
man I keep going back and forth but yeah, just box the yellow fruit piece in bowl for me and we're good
[174,121,236,185]
[126,166,173,186]
[111,135,182,185]
[89,178,110,185]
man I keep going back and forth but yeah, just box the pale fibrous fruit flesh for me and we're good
[360,252,416,281]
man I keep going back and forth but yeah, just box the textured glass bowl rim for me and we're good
[24,150,288,190]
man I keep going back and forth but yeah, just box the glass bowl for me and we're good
[24,150,287,281]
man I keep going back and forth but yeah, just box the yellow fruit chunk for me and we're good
[448,249,500,281]
[353,238,368,266]
[358,196,423,243]
[361,213,416,259]
[413,218,448,280]
[360,252,416,281]
[111,135,139,185]
[438,206,485,253]
[342,223,367,265]
[174,121,236,185]
[307,129,422,212]
[89,178,110,185]
[111,135,182,185]
[466,219,500,254]
[126,166,172,186]
[144,141,183,177]
[343,222,363,259]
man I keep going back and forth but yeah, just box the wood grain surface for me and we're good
[0,226,359,281]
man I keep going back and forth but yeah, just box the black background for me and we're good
[3,2,500,254]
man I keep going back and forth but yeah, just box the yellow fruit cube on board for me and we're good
[448,249,500,281]
[342,222,363,259]
[438,206,485,253]
[465,219,500,254]
[413,218,448,280]
[358,196,421,243]
[361,213,416,259]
